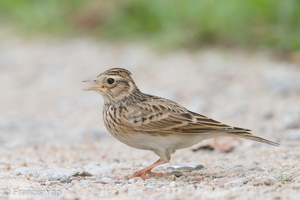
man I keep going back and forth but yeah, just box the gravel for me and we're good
[0,35,299,200]
[165,163,204,171]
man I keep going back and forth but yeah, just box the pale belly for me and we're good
[109,130,223,151]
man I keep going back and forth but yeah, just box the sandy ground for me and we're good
[0,36,300,200]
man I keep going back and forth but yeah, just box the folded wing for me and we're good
[121,98,278,146]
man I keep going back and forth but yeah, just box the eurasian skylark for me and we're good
[84,68,279,178]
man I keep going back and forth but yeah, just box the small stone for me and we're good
[84,163,106,176]
[0,164,11,171]
[37,168,83,181]
[225,178,249,188]
[128,178,137,184]
[14,167,40,177]
[253,177,276,186]
[238,174,246,178]
[77,180,92,186]
[252,161,259,165]
[170,171,183,177]
[99,177,117,185]
[230,182,244,187]
[20,162,27,167]
[166,163,204,172]
[118,185,130,193]
[169,181,177,188]
[292,183,300,189]
[168,175,176,181]
[74,171,92,177]
[292,177,300,183]
[60,178,72,184]
[219,163,244,169]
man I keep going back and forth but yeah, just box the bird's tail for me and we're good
[226,129,279,147]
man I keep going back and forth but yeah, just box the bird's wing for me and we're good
[121,98,248,135]
[120,97,279,146]
[121,97,279,146]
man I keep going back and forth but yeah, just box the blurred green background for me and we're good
[1,0,300,52]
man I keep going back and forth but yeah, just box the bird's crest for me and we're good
[98,68,132,78]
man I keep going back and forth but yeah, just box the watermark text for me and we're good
[0,188,61,196]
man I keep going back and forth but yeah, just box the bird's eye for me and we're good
[107,78,115,85]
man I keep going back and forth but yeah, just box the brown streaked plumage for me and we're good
[84,68,279,178]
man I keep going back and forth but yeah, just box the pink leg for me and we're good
[130,159,167,178]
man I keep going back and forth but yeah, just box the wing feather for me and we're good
[119,96,278,146]
[121,98,248,135]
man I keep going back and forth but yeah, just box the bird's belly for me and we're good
[104,123,152,150]
[109,131,223,151]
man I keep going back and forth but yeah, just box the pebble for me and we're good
[37,168,84,181]
[84,163,107,176]
[117,185,130,193]
[252,177,277,186]
[128,178,138,184]
[77,180,93,186]
[170,171,183,177]
[224,178,249,188]
[99,177,117,185]
[168,175,177,181]
[292,177,300,183]
[292,183,300,189]
[166,163,204,171]
[14,167,40,176]
[169,181,177,188]
[60,178,72,184]
[252,161,259,165]
[219,163,244,169]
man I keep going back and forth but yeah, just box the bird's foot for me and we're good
[130,170,165,178]
[129,159,167,178]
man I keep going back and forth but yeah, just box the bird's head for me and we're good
[84,68,140,103]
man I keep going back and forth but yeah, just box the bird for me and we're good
[83,68,279,178]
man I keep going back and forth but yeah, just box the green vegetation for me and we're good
[275,174,292,183]
[1,0,300,51]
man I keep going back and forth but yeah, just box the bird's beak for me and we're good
[82,79,105,91]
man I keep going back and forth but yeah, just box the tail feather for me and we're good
[227,130,279,147]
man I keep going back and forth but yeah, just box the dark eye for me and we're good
[107,78,115,85]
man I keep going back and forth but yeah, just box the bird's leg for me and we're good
[130,159,167,178]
